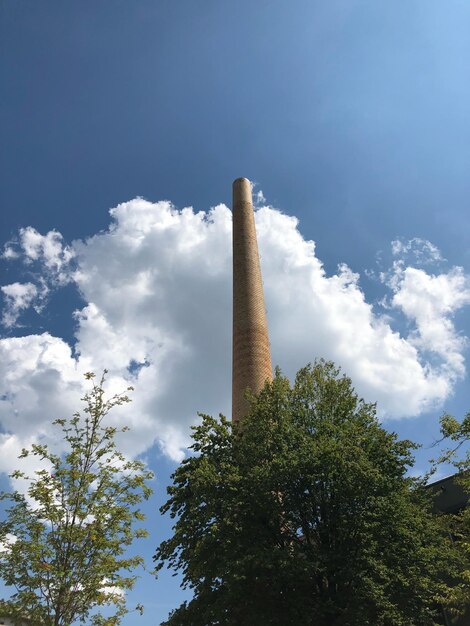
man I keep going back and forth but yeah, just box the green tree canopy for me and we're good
[155,361,458,625]
[0,372,153,626]
[437,411,470,617]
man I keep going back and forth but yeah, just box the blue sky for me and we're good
[1,1,470,623]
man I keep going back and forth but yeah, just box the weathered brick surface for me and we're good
[232,178,273,422]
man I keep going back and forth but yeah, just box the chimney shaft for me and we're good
[232,178,273,422]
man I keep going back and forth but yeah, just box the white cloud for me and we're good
[0,198,469,470]
[386,265,470,375]
[101,579,125,599]
[0,334,83,482]
[391,237,444,265]
[2,226,74,284]
[0,533,17,553]
[1,244,19,260]
[19,226,74,277]
[1,282,40,327]
[1,228,75,327]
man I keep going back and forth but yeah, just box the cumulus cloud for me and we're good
[378,237,470,384]
[0,197,469,470]
[1,228,74,329]
[2,226,74,284]
[384,264,470,377]
[1,282,41,327]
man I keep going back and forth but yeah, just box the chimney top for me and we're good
[233,177,250,187]
[232,178,252,204]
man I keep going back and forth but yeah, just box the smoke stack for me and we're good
[232,178,273,423]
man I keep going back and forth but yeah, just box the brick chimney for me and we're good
[232,178,273,422]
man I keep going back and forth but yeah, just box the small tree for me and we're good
[0,371,153,626]
[155,361,458,625]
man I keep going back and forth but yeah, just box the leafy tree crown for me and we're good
[155,360,458,626]
[0,371,153,626]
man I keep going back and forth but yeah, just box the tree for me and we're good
[0,371,153,626]
[437,411,470,616]
[155,360,458,625]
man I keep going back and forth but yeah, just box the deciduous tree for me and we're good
[156,361,457,625]
[0,372,153,626]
